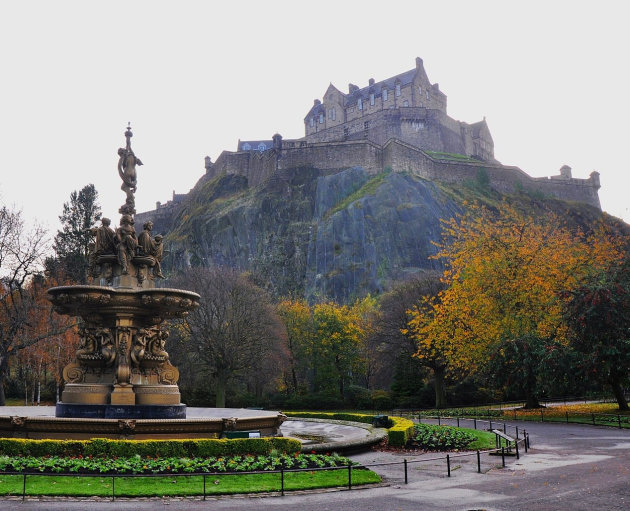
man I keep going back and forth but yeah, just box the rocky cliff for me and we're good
[151,165,605,303]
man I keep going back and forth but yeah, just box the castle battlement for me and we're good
[141,58,601,224]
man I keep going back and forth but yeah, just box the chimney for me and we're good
[348,83,359,94]
[314,99,321,106]
[369,78,375,86]
[415,57,424,69]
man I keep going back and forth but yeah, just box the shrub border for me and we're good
[0,437,301,458]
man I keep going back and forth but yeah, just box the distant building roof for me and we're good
[344,69,417,106]
[238,140,274,152]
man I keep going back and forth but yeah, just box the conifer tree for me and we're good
[52,184,101,283]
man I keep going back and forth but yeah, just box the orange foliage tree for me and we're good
[407,201,627,407]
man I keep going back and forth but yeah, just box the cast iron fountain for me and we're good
[48,125,199,419]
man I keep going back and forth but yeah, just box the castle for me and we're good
[143,58,601,221]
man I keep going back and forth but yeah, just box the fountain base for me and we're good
[55,402,187,419]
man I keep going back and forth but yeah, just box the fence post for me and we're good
[523,430,528,452]
[516,439,520,460]
[592,413,595,425]
[527,433,531,449]
[404,459,408,484]
[516,426,519,439]
[513,409,517,421]
[619,415,623,429]
[566,411,569,423]
[503,423,507,434]
[22,473,26,501]
[457,417,460,428]
[474,418,477,430]
[447,454,451,477]
[489,419,493,431]
[203,474,206,501]
[540,409,544,422]
[477,450,481,473]
[112,475,115,502]
[348,463,352,489]
[438,415,441,426]
[501,447,505,468]
[281,468,285,496]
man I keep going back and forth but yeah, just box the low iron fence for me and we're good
[400,409,630,430]
[2,434,530,501]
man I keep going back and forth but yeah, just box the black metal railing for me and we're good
[2,436,530,501]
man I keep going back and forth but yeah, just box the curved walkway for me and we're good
[3,420,630,510]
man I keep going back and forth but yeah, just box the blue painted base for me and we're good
[55,403,187,419]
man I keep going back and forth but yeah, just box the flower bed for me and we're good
[0,452,356,475]
[410,424,477,451]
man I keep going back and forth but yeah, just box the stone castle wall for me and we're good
[303,107,493,162]
[203,138,601,210]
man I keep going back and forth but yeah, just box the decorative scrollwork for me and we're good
[63,362,85,383]
[157,364,179,384]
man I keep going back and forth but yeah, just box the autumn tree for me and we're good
[413,202,625,407]
[277,299,313,394]
[563,258,630,410]
[310,301,365,399]
[0,206,48,405]
[52,184,101,283]
[373,274,442,405]
[172,267,287,407]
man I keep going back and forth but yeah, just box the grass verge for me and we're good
[0,469,380,497]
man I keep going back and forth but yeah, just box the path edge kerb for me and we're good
[284,417,388,453]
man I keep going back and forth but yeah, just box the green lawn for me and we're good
[0,469,380,497]
[465,429,497,450]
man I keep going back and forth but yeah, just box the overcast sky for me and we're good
[1,0,628,235]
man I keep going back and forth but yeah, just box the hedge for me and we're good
[283,412,415,447]
[0,437,301,458]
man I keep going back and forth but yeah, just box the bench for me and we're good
[488,429,517,456]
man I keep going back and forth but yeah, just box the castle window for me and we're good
[358,98,363,110]
[382,89,388,101]
[403,100,409,107]
[332,107,336,120]
[319,113,324,124]
[257,143,266,152]
[242,143,251,151]
[310,118,314,128]
[426,90,429,100]
[370,93,374,106]
[395,83,401,96]
[418,86,422,94]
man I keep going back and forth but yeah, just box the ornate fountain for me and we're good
[48,125,200,419]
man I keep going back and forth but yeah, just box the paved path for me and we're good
[3,420,630,510]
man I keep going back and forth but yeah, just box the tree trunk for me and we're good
[611,378,629,411]
[215,372,227,408]
[0,354,7,406]
[433,366,447,409]
[524,391,541,409]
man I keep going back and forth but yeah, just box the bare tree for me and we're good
[173,267,287,408]
[370,272,444,399]
[0,206,48,405]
